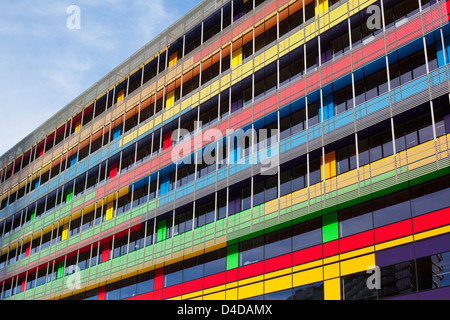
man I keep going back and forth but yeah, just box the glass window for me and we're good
[339,202,373,238]
[164,262,183,287]
[341,271,378,300]
[264,229,292,260]
[292,218,322,251]
[264,288,293,300]
[239,236,264,266]
[136,272,154,295]
[290,282,324,300]
[373,190,411,227]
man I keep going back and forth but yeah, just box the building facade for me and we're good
[1,0,450,301]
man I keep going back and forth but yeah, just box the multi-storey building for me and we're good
[0,0,450,301]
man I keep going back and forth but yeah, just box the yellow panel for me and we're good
[340,254,375,276]
[117,89,125,103]
[154,115,162,127]
[375,236,414,251]
[323,255,339,264]
[61,224,69,241]
[292,259,323,273]
[414,225,450,242]
[264,274,292,294]
[324,278,341,300]
[265,198,279,215]
[166,90,175,108]
[74,121,81,133]
[204,285,226,296]
[168,52,178,67]
[204,291,226,300]
[324,263,340,280]
[321,151,336,180]
[264,267,292,280]
[121,130,137,148]
[339,246,375,261]
[226,288,238,300]
[105,202,114,221]
[182,290,203,300]
[315,0,328,14]
[232,47,242,66]
[239,275,263,286]
[118,186,129,198]
[238,282,264,300]
[292,267,324,287]
[291,188,308,206]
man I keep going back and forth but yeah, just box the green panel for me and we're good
[156,220,167,242]
[66,188,73,203]
[372,181,409,199]
[226,244,239,270]
[30,209,36,222]
[409,166,449,187]
[148,199,157,211]
[73,197,84,208]
[240,229,264,243]
[322,212,338,243]
[57,261,64,279]
[292,209,321,225]
[265,220,291,235]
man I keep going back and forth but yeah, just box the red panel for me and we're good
[413,207,450,234]
[203,271,227,290]
[20,280,25,293]
[194,51,202,64]
[292,244,322,266]
[323,240,339,257]
[98,286,106,300]
[182,278,203,295]
[132,291,154,300]
[25,243,31,257]
[238,261,264,280]
[109,162,118,179]
[374,219,413,244]
[163,132,172,150]
[154,268,164,290]
[339,230,374,253]
[162,283,182,299]
[226,268,239,283]
[264,253,292,273]
[153,289,163,300]
[130,223,142,233]
[101,242,110,263]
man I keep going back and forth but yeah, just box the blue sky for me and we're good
[0,0,201,156]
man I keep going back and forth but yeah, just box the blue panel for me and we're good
[322,94,334,121]
[398,38,423,60]
[437,39,446,67]
[113,126,121,140]
[34,177,40,190]
[363,56,386,75]
[291,97,305,112]
[70,155,77,167]
[332,74,352,92]
[134,176,149,190]
[160,174,170,195]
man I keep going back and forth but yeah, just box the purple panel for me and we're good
[419,287,450,300]
[414,233,450,259]
[375,243,414,267]
[228,198,240,215]
[384,293,418,300]
[231,99,242,113]
[444,113,450,134]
